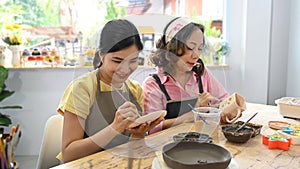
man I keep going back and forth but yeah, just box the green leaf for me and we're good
[0,106,22,109]
[0,66,8,94]
[0,90,14,102]
[0,113,12,126]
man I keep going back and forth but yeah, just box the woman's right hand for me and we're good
[110,101,140,133]
[195,92,218,107]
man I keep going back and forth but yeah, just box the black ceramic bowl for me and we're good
[222,125,254,143]
[162,142,231,169]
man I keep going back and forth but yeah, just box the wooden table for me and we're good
[51,103,300,169]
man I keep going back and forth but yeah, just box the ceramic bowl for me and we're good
[173,132,213,143]
[222,125,254,143]
[162,142,231,169]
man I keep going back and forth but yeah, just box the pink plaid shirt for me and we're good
[142,67,229,134]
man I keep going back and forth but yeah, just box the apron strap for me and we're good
[191,64,204,93]
[151,71,203,100]
[151,74,171,101]
[83,69,102,138]
[96,68,101,93]
[196,71,204,94]
[124,82,143,115]
[96,68,142,114]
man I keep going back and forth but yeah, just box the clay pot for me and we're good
[173,132,212,143]
[222,125,254,143]
[162,142,231,169]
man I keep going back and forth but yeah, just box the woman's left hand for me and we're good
[128,117,164,138]
[220,109,243,124]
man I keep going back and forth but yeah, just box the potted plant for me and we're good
[1,24,26,67]
[0,65,22,129]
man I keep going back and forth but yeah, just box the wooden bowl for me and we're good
[222,125,254,143]
[162,142,231,169]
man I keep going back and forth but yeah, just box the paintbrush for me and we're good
[188,104,209,125]
[11,131,21,166]
[111,84,141,117]
[234,112,258,132]
[187,90,221,106]
[111,84,128,102]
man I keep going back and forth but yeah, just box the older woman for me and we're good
[142,17,233,134]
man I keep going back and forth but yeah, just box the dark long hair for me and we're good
[93,19,143,69]
[151,19,205,75]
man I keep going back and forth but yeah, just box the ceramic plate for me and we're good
[129,110,167,128]
[151,157,239,169]
[268,121,291,130]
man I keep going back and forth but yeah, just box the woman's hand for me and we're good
[110,101,140,133]
[220,109,243,124]
[195,92,219,107]
[129,116,165,138]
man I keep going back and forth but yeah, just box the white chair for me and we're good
[36,114,63,169]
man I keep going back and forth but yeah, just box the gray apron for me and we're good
[84,69,142,150]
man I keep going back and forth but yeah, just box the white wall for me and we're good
[287,0,300,96]
[225,0,273,104]
[268,0,290,104]
[224,0,297,104]
[4,68,91,155]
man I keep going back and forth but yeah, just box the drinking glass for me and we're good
[193,107,221,136]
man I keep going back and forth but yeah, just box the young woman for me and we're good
[57,19,163,163]
[143,17,235,134]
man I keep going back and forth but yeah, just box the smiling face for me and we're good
[99,45,139,87]
[177,28,204,71]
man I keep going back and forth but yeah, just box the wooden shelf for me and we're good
[6,64,229,70]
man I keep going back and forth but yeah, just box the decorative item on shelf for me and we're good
[84,48,95,66]
[41,47,50,57]
[8,45,23,67]
[49,47,61,66]
[0,42,12,67]
[1,24,27,67]
[30,48,42,65]
[21,48,31,67]
[203,36,230,65]
[193,18,230,65]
